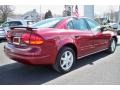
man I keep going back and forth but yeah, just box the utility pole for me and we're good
[118,6,120,30]
[40,5,42,20]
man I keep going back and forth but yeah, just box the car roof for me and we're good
[6,20,34,23]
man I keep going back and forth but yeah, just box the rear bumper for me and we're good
[4,43,56,65]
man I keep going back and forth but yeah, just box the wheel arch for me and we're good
[58,43,78,59]
[112,36,118,43]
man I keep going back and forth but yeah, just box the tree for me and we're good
[0,5,14,22]
[63,5,72,17]
[44,10,53,19]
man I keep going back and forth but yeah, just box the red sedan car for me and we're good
[4,17,117,73]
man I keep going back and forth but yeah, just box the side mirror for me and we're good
[100,26,107,32]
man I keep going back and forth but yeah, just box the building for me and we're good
[84,5,94,19]
[21,9,39,21]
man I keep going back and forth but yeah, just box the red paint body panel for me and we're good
[4,17,117,65]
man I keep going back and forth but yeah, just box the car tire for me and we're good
[107,38,116,53]
[117,30,120,35]
[0,39,1,43]
[53,47,76,74]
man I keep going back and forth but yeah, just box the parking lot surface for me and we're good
[0,37,120,85]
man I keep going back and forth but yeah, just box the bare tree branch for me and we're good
[0,5,14,22]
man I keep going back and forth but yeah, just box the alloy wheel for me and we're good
[111,40,116,52]
[60,51,74,71]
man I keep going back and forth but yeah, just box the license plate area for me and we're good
[13,37,21,45]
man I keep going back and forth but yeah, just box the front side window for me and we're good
[85,18,100,32]
[32,18,64,28]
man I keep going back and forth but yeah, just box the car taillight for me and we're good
[7,31,12,38]
[30,34,44,44]
[22,33,30,44]
[22,33,44,45]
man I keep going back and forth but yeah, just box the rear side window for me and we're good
[77,19,88,30]
[67,18,88,30]
[72,19,81,30]
[67,21,74,29]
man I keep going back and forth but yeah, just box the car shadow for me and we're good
[74,51,109,69]
[0,50,111,85]
[0,39,6,43]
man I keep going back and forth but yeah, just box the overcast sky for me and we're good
[13,5,119,16]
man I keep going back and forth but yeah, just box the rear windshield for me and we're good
[32,18,64,28]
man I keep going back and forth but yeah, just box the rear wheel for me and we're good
[53,47,75,73]
[107,38,116,53]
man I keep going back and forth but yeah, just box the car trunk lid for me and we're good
[6,27,35,45]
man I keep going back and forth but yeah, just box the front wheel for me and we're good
[107,38,116,53]
[53,47,76,74]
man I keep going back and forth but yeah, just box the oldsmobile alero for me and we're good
[4,17,118,73]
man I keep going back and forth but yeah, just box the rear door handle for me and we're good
[75,35,80,38]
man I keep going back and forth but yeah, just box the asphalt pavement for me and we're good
[0,37,120,85]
